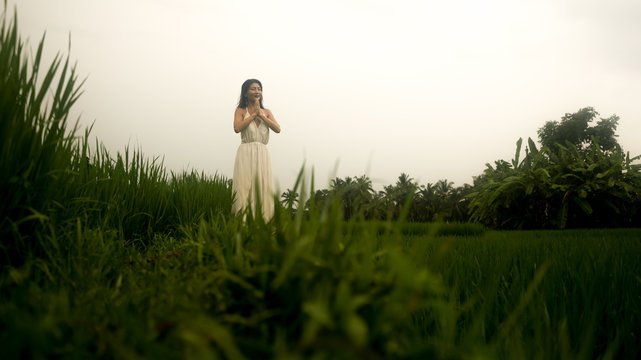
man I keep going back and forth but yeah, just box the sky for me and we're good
[8,0,641,192]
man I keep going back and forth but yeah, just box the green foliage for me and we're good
[173,192,480,359]
[537,106,620,153]
[470,118,641,229]
[329,175,375,220]
[0,7,83,263]
[0,8,232,265]
[301,173,474,224]
[470,107,641,229]
[67,136,232,239]
[3,214,639,358]
[0,178,489,359]
[380,173,418,220]
[423,229,641,359]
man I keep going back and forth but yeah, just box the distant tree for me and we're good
[470,107,641,229]
[381,173,418,220]
[434,179,454,219]
[301,173,474,223]
[415,183,437,222]
[448,184,474,222]
[305,188,330,212]
[537,107,620,153]
[435,179,453,199]
[281,188,299,210]
[329,175,374,219]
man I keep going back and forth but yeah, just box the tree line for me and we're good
[281,107,641,229]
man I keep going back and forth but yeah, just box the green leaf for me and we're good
[573,197,593,215]
[512,138,523,169]
[303,300,334,328]
[345,314,369,347]
[596,169,612,178]
[528,137,539,154]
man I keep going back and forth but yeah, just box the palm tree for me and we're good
[281,188,299,209]
[431,179,454,220]
[304,188,330,212]
[448,183,474,222]
[435,179,454,199]
[416,183,437,222]
[353,175,375,218]
[381,173,418,220]
[330,175,375,219]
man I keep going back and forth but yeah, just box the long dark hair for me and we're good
[237,79,264,109]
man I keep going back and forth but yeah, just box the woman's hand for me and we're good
[260,109,281,133]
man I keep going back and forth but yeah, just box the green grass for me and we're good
[2,6,640,359]
[407,228,641,359]
[2,218,639,359]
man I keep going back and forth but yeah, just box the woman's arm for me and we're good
[258,109,281,133]
[233,107,255,133]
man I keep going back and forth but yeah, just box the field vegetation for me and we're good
[294,113,641,229]
[1,7,640,359]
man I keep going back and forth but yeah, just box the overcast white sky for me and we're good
[9,0,641,192]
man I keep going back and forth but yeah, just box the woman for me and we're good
[231,79,281,221]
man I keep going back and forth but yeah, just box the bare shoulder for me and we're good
[234,107,244,114]
[265,108,274,116]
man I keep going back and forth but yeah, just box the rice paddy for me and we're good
[1,7,640,359]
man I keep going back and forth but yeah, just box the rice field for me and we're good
[2,7,641,359]
[2,212,640,359]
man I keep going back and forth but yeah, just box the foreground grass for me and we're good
[1,219,639,359]
[410,228,641,359]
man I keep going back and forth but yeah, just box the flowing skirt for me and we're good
[231,142,274,221]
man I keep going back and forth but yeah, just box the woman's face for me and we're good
[245,83,262,102]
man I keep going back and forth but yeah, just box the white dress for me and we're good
[231,109,275,220]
